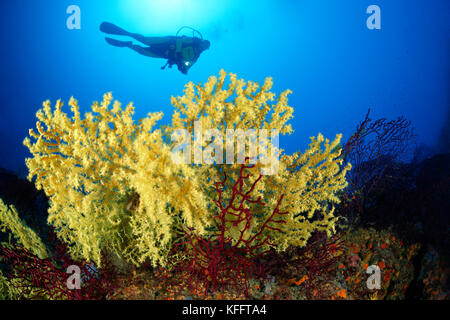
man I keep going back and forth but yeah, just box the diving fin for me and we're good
[105,37,132,48]
[100,22,131,36]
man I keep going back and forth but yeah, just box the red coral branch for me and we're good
[0,230,116,300]
[342,109,416,194]
[339,109,416,220]
[165,160,287,297]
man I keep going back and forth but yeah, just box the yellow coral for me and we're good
[167,70,351,251]
[23,70,351,266]
[270,133,351,250]
[0,198,49,259]
[0,269,20,300]
[24,93,208,267]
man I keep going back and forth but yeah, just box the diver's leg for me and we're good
[100,22,131,36]
[100,22,173,47]
[128,44,162,58]
[105,37,164,58]
[128,34,175,47]
[105,37,132,48]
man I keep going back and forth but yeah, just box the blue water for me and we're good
[1,0,448,175]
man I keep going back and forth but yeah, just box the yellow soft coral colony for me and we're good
[167,69,351,251]
[23,70,351,267]
[0,198,49,259]
[23,93,208,267]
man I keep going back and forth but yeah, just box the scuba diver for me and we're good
[100,22,210,75]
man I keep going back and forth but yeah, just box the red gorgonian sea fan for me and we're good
[338,109,416,221]
[165,161,288,297]
[0,230,116,300]
[342,108,416,195]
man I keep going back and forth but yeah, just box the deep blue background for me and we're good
[0,0,448,176]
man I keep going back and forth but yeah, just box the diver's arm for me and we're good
[161,57,178,70]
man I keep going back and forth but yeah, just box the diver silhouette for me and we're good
[100,22,210,75]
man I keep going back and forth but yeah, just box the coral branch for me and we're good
[164,160,287,297]
[0,230,116,300]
